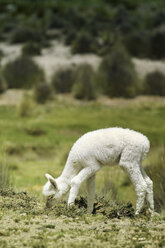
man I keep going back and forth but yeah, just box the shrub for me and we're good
[0,76,7,94]
[143,71,165,96]
[71,32,98,54]
[64,28,77,46]
[98,46,138,98]
[1,22,16,33]
[124,30,151,58]
[0,49,4,58]
[10,27,43,44]
[72,64,96,100]
[51,68,74,94]
[2,56,45,89]
[146,147,165,212]
[34,82,53,104]
[151,25,165,59]
[49,15,67,29]
[18,94,35,117]
[0,162,10,189]
[112,5,136,34]
[22,42,41,56]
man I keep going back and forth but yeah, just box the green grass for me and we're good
[0,98,165,247]
[0,99,164,204]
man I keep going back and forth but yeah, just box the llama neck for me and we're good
[61,159,80,182]
[58,159,80,191]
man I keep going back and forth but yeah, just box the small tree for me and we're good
[51,68,74,93]
[10,27,43,44]
[0,76,7,94]
[34,82,53,104]
[22,42,41,56]
[72,64,96,100]
[2,56,45,89]
[0,162,10,189]
[144,71,165,96]
[151,25,165,59]
[71,32,97,54]
[98,46,138,98]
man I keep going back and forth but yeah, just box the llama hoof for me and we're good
[135,210,140,215]
[87,208,93,214]
[68,202,74,207]
[151,211,160,217]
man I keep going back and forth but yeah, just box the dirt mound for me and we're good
[0,188,42,215]
[46,196,135,219]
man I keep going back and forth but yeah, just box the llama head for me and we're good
[42,173,61,199]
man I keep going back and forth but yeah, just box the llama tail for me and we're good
[141,137,150,161]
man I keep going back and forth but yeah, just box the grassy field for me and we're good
[0,95,165,247]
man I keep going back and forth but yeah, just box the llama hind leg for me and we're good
[140,166,154,214]
[86,174,96,213]
[120,162,148,215]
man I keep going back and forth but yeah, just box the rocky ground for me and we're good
[0,189,165,248]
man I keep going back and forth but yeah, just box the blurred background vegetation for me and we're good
[0,0,165,98]
[0,0,165,212]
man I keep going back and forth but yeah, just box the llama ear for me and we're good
[45,173,57,189]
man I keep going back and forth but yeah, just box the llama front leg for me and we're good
[86,174,96,214]
[68,164,100,206]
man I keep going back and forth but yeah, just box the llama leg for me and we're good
[140,166,154,214]
[120,163,148,215]
[86,174,96,213]
[68,162,100,206]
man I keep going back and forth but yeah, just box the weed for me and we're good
[0,161,10,189]
[18,94,36,117]
[146,147,165,211]
[34,82,53,104]
[24,125,46,137]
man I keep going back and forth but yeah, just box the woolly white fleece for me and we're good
[43,127,154,215]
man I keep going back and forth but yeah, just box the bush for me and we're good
[64,28,77,46]
[0,76,7,94]
[51,68,74,93]
[71,32,98,54]
[151,25,165,59]
[18,94,35,117]
[72,64,96,100]
[112,5,136,34]
[2,56,45,89]
[146,147,165,211]
[0,162,10,189]
[10,26,43,44]
[34,82,53,104]
[22,42,41,56]
[143,71,165,96]
[1,22,16,33]
[124,31,151,58]
[98,46,138,98]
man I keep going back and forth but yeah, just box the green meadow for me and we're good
[0,97,164,201]
[0,96,165,248]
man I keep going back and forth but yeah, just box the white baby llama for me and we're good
[43,127,154,215]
